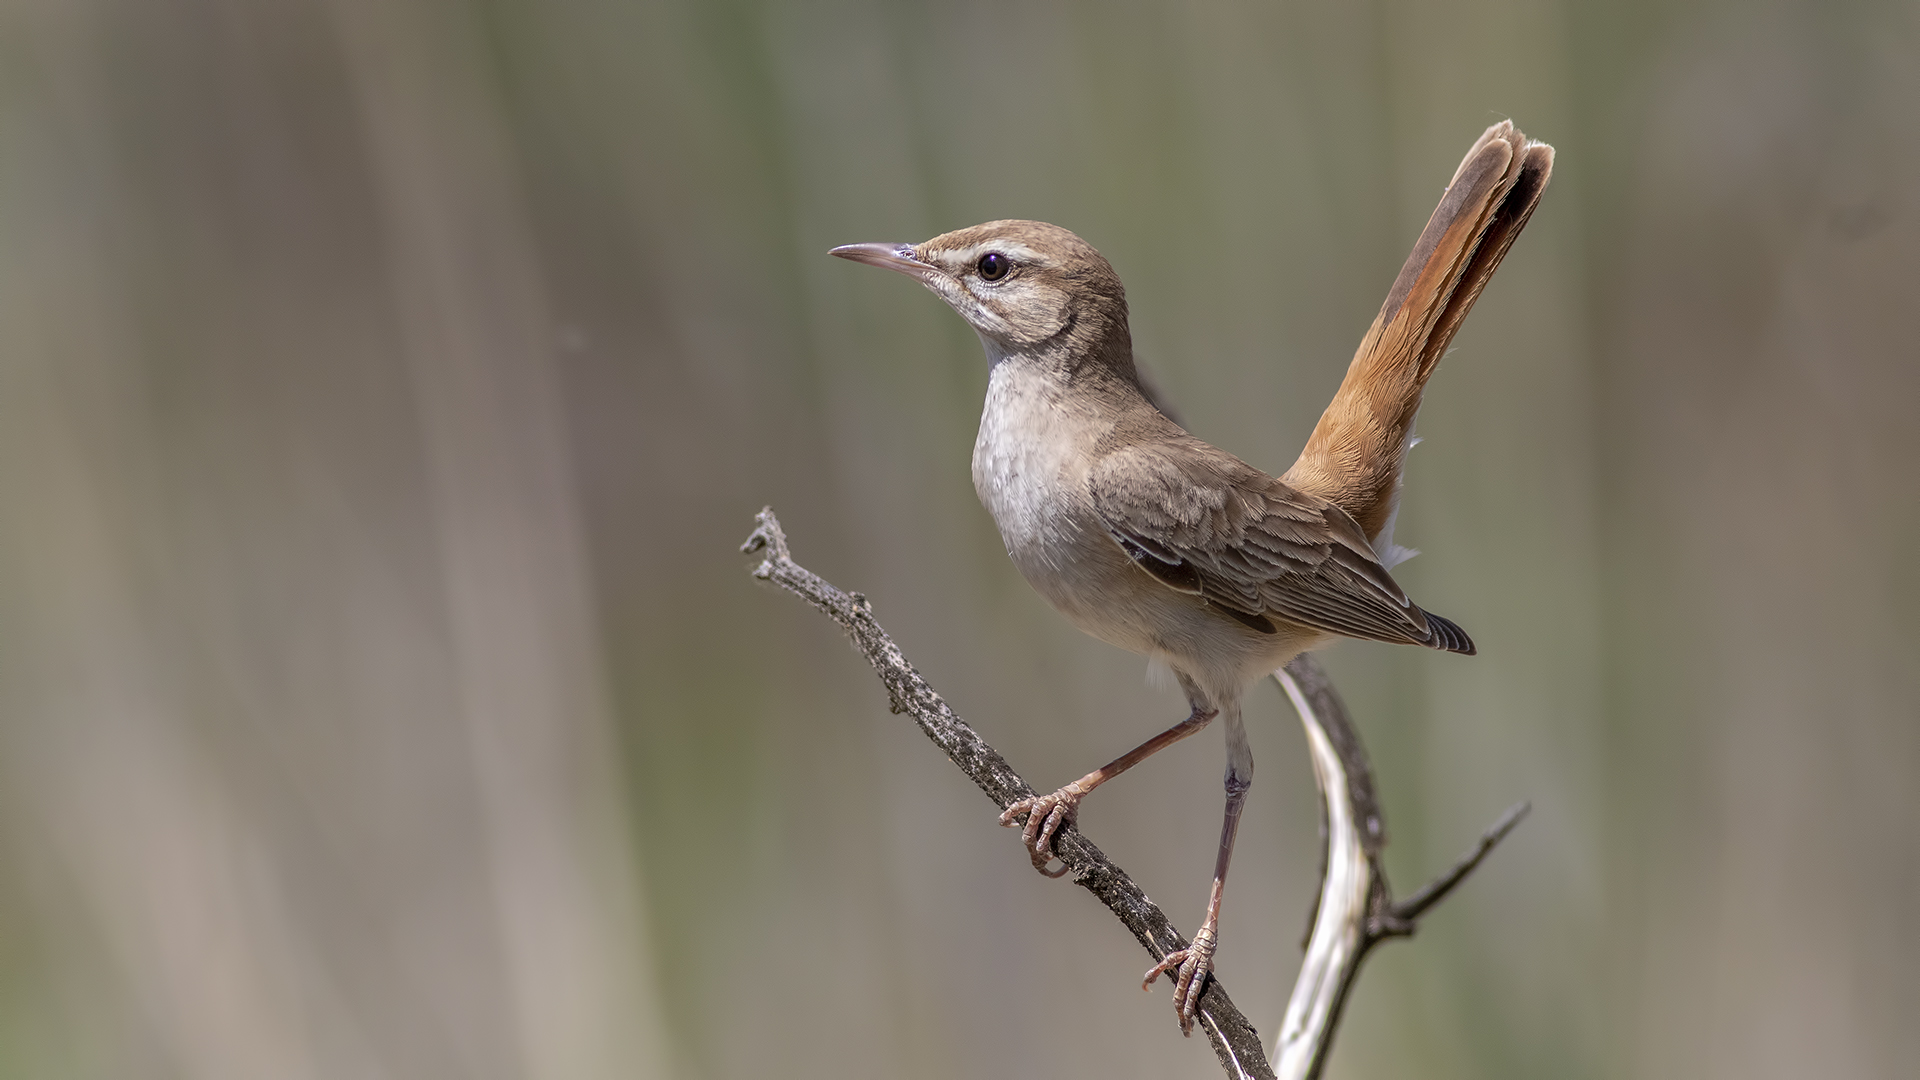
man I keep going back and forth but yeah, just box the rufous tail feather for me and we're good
[1284,121,1554,542]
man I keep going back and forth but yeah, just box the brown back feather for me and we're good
[1283,121,1554,540]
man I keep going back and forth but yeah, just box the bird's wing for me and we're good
[1088,437,1467,650]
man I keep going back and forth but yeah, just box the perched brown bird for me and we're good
[831,121,1552,1034]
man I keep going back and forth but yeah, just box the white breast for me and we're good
[970,362,1097,574]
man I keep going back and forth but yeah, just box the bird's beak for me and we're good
[829,242,937,281]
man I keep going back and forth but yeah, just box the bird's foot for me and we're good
[998,782,1087,877]
[1142,924,1216,1036]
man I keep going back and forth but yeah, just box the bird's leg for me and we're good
[1144,701,1251,1035]
[1000,696,1217,877]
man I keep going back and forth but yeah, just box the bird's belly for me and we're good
[1004,523,1163,653]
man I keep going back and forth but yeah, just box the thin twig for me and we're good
[1387,801,1530,929]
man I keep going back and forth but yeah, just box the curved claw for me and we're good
[1142,926,1217,1036]
[999,784,1084,877]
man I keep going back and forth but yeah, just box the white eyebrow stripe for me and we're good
[928,240,1047,268]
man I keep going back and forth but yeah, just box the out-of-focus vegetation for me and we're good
[1,0,1916,1077]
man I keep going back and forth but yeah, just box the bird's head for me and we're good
[831,219,1131,368]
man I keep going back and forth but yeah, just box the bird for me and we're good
[830,121,1552,1034]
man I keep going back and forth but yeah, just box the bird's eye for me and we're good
[977,252,1010,281]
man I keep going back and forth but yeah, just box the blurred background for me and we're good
[2,0,1916,1077]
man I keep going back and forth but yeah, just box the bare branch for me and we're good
[1274,660,1376,1080]
[742,508,1275,1080]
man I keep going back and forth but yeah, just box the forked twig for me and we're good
[1274,657,1528,1079]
